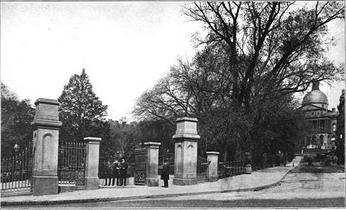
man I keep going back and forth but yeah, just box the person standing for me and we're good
[105,159,113,186]
[112,159,120,186]
[161,160,170,187]
[120,158,128,186]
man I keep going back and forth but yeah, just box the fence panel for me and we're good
[58,142,86,186]
[218,159,245,178]
[1,142,33,195]
[197,156,210,183]
[134,148,146,185]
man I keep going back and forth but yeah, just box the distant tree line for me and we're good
[1,83,35,158]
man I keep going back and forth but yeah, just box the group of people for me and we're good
[104,157,171,188]
[104,157,128,186]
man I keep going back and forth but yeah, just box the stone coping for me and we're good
[143,142,161,146]
[173,133,201,140]
[35,98,60,106]
[206,151,220,155]
[84,137,102,142]
[31,119,62,128]
[176,117,198,122]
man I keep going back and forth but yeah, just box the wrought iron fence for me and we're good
[197,156,210,183]
[218,159,245,178]
[134,148,146,185]
[1,142,33,195]
[58,142,86,185]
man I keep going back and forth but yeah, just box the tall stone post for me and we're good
[206,151,219,182]
[31,98,62,196]
[84,137,102,190]
[144,142,161,186]
[173,117,200,185]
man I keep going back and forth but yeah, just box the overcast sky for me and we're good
[1,2,345,121]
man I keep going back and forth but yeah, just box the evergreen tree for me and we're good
[58,69,108,142]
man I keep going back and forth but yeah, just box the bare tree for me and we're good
[185,1,344,109]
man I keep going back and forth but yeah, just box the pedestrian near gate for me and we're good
[161,159,170,187]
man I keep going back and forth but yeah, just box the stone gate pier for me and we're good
[84,137,102,190]
[31,98,62,196]
[173,117,200,185]
[144,142,161,186]
[206,151,219,182]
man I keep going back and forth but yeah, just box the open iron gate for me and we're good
[58,142,86,186]
[1,142,33,195]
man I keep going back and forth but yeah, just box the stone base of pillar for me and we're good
[208,177,218,182]
[32,175,58,196]
[245,164,252,174]
[145,178,159,186]
[173,178,197,185]
[85,177,100,190]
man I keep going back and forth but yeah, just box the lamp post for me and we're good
[13,143,20,181]
[14,143,19,155]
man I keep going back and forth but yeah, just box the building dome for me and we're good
[302,81,328,106]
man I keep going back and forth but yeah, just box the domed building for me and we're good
[300,81,339,153]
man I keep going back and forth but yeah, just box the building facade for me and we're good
[300,81,339,152]
[335,89,345,164]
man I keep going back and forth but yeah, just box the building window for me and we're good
[319,135,324,146]
[312,136,317,145]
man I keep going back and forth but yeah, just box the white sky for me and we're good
[1,2,345,121]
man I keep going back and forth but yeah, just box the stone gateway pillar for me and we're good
[144,142,161,186]
[173,117,200,185]
[206,151,219,182]
[31,98,62,196]
[84,137,102,190]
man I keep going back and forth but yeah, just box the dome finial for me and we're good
[312,81,320,91]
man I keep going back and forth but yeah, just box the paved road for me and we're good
[9,163,345,208]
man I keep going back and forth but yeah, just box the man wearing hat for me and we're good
[161,159,170,188]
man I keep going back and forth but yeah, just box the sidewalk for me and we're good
[1,156,302,206]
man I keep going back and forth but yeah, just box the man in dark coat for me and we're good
[120,158,128,186]
[161,160,170,187]
[112,159,121,186]
[105,159,113,186]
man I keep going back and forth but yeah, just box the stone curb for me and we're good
[1,167,295,207]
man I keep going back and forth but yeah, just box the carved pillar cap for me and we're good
[176,117,198,123]
[32,98,61,128]
[206,151,220,156]
[35,98,60,106]
[144,142,161,148]
[83,137,102,143]
[173,117,200,140]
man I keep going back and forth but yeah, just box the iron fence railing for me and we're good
[1,142,33,194]
[58,142,86,185]
[218,159,245,178]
